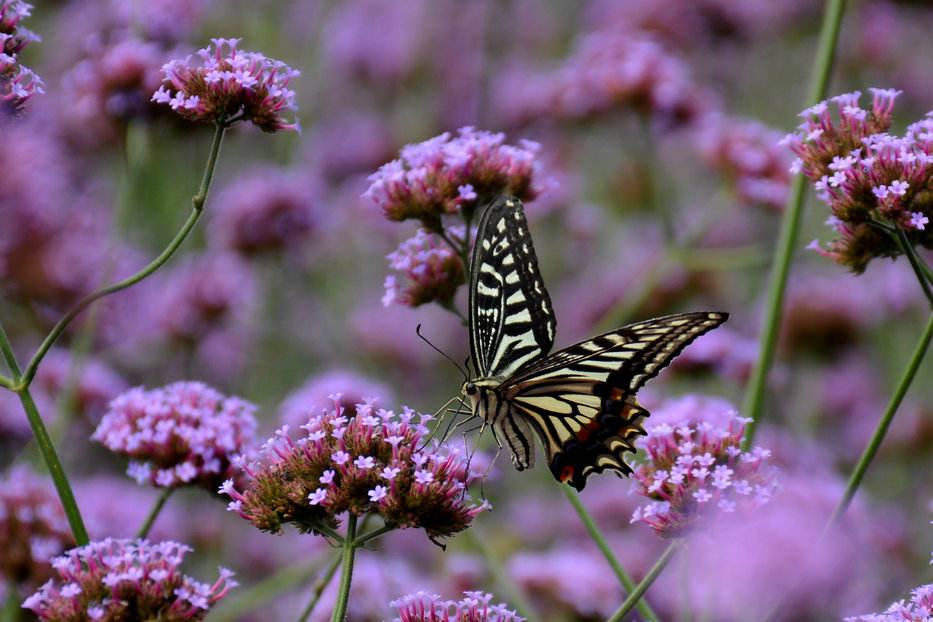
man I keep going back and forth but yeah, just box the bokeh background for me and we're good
[4,1,933,620]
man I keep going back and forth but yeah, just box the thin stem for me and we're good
[0,323,89,546]
[894,227,933,306]
[607,539,683,622]
[135,488,174,539]
[330,514,358,622]
[297,552,343,622]
[19,122,227,389]
[827,310,933,527]
[353,523,395,547]
[559,486,659,622]
[741,0,847,447]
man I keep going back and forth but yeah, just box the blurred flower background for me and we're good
[3,0,933,620]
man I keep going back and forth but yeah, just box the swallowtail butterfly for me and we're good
[461,196,727,491]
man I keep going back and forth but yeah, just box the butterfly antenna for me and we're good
[416,324,468,382]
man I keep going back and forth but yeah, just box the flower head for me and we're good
[383,227,466,308]
[782,88,933,272]
[208,167,321,256]
[0,467,75,593]
[91,381,259,491]
[630,411,776,538]
[222,397,488,543]
[388,590,524,622]
[845,580,933,622]
[1,0,43,112]
[364,127,552,230]
[22,538,236,621]
[152,37,300,132]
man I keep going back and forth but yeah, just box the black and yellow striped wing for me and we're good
[502,313,728,491]
[462,196,727,491]
[468,196,555,380]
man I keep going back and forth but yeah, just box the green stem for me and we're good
[893,227,933,306]
[741,0,847,447]
[297,552,343,622]
[18,122,227,389]
[135,487,174,539]
[559,486,659,622]
[827,311,933,527]
[353,524,395,547]
[607,539,682,622]
[330,514,358,622]
[0,323,89,546]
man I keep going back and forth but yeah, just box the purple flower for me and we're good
[694,113,792,211]
[664,473,883,621]
[91,381,259,491]
[845,582,933,621]
[387,590,524,622]
[58,36,167,147]
[156,252,257,344]
[0,0,43,112]
[278,369,397,429]
[364,127,552,230]
[383,227,466,308]
[22,538,236,620]
[222,397,489,543]
[782,88,933,272]
[630,409,777,538]
[0,467,75,593]
[152,37,300,133]
[208,167,321,256]
[496,30,708,127]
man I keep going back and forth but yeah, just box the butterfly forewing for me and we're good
[468,196,556,379]
[464,195,728,491]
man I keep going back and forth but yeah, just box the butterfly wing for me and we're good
[501,311,728,491]
[468,196,556,379]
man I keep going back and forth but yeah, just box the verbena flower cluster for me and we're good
[22,538,236,621]
[152,37,300,133]
[0,0,43,112]
[782,88,933,272]
[221,397,489,542]
[387,590,525,622]
[630,414,776,538]
[364,127,551,231]
[382,226,466,308]
[695,113,792,211]
[0,467,75,593]
[844,582,933,622]
[500,31,705,127]
[91,381,259,490]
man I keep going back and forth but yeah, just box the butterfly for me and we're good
[460,196,728,491]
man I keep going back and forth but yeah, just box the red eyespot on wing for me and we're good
[560,465,575,482]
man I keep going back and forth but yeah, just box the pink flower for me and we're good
[152,37,300,132]
[630,409,776,538]
[388,590,524,622]
[383,228,466,308]
[0,467,75,593]
[364,127,552,230]
[782,88,933,272]
[222,397,488,543]
[91,382,259,491]
[22,538,236,620]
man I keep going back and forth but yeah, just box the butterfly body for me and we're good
[463,196,727,491]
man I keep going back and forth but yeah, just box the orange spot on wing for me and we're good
[560,465,575,482]
[577,419,601,442]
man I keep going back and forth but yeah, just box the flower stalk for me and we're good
[608,540,683,622]
[741,0,847,446]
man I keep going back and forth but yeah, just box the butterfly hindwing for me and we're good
[463,195,728,491]
[502,312,728,490]
[469,196,556,379]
